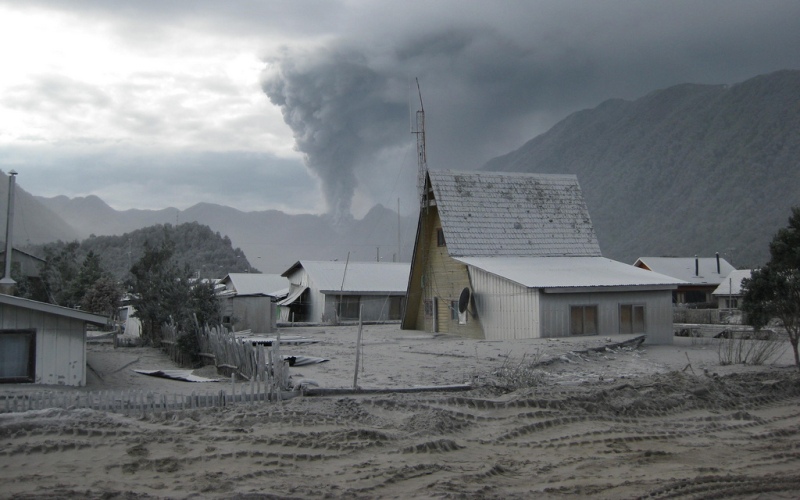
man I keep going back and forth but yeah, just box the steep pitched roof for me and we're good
[282,260,410,294]
[428,170,601,258]
[633,257,735,285]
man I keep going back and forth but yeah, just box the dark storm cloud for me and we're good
[262,1,800,217]
[4,0,800,217]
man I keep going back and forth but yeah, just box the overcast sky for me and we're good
[1,1,799,218]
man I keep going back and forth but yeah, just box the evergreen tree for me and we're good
[742,207,800,369]
[128,237,221,345]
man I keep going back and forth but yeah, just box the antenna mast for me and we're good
[412,78,427,208]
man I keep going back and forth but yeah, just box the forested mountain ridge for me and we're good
[24,222,256,281]
[483,69,800,268]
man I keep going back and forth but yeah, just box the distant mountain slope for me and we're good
[38,194,179,235]
[36,195,417,274]
[0,171,80,246]
[482,70,800,267]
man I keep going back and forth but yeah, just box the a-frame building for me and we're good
[402,169,683,344]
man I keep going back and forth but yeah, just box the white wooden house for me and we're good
[0,294,108,386]
[633,255,736,305]
[711,269,752,310]
[279,261,410,323]
[402,170,684,344]
[217,273,288,333]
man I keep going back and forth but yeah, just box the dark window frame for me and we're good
[424,299,433,318]
[570,305,598,336]
[619,304,646,334]
[436,228,446,247]
[0,329,36,383]
[337,295,361,320]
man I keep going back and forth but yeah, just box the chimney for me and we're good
[695,255,699,277]
[0,170,18,294]
[716,252,720,274]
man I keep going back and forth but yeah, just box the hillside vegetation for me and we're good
[483,69,800,267]
[24,222,256,281]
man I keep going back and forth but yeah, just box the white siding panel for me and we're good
[468,266,540,340]
[539,290,674,344]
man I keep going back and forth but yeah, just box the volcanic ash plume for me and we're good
[262,47,407,225]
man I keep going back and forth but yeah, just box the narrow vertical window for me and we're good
[570,306,598,336]
[620,304,646,334]
[424,299,433,317]
[436,228,446,247]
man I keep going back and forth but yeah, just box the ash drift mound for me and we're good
[2,345,800,498]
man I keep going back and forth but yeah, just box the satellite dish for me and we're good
[458,287,471,314]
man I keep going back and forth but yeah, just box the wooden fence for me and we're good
[0,324,294,416]
[160,323,289,387]
[1,376,299,416]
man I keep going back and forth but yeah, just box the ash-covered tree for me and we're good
[128,237,220,345]
[39,241,81,306]
[22,244,119,313]
[81,276,122,317]
[742,206,800,369]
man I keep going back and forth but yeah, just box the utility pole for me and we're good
[0,170,18,294]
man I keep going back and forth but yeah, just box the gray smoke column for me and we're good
[262,47,407,224]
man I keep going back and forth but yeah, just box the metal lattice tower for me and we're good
[412,78,427,208]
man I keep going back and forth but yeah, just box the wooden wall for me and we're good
[0,304,87,386]
[230,296,275,333]
[468,266,540,340]
[408,207,484,338]
[538,289,674,344]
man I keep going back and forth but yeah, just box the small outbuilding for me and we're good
[633,255,735,305]
[0,248,46,279]
[711,269,753,310]
[217,273,288,333]
[402,170,684,344]
[279,260,410,323]
[0,294,108,386]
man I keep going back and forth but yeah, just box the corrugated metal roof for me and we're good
[221,273,289,296]
[712,269,753,296]
[0,293,109,325]
[292,261,410,294]
[455,256,685,289]
[633,257,736,285]
[429,170,601,258]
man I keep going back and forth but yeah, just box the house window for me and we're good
[424,299,433,317]
[619,304,646,334]
[724,298,739,309]
[337,296,360,320]
[570,306,598,336]
[0,329,36,383]
[450,300,459,320]
[436,228,446,247]
[389,296,404,320]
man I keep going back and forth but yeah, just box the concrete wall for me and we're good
[0,303,87,386]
